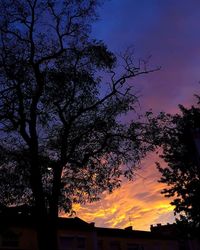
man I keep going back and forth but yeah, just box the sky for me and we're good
[71,0,200,231]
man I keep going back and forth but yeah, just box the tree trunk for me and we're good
[35,215,60,250]
[32,177,59,250]
[48,167,63,250]
[29,145,56,250]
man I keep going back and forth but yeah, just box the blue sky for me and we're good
[91,0,200,114]
[75,0,200,230]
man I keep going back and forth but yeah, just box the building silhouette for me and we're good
[0,206,199,250]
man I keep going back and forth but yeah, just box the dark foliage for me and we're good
[0,0,158,249]
[157,101,200,228]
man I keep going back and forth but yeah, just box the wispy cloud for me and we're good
[72,154,175,231]
[70,0,200,231]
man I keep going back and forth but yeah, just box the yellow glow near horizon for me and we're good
[67,153,176,231]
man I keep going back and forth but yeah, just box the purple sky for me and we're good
[92,0,200,113]
[75,0,200,230]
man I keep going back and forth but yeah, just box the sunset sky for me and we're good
[73,0,200,231]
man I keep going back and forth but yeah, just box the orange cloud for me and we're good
[76,0,200,232]
[70,153,175,231]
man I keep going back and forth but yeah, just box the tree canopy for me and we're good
[157,102,200,228]
[0,0,158,249]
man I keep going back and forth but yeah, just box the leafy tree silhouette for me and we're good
[157,101,200,229]
[0,0,158,249]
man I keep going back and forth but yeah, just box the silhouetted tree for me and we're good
[0,0,158,249]
[156,102,200,228]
